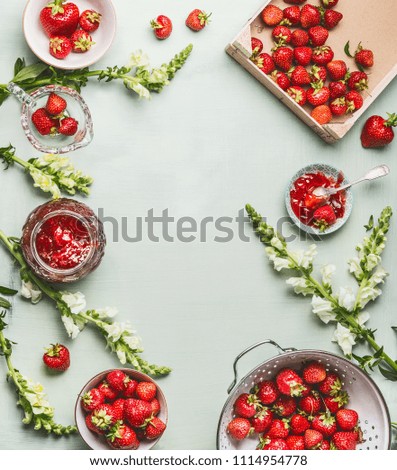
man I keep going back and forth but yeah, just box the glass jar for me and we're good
[21,198,106,283]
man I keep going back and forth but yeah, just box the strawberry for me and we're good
[361,113,397,148]
[329,80,347,100]
[312,412,337,437]
[42,343,70,371]
[271,70,291,90]
[234,393,260,418]
[286,435,305,450]
[300,383,312,397]
[79,9,101,33]
[150,398,161,416]
[355,43,374,68]
[305,192,326,209]
[227,418,251,440]
[272,25,292,45]
[40,0,80,38]
[257,380,280,405]
[323,392,349,413]
[251,37,263,55]
[327,60,348,81]
[304,429,323,449]
[91,404,119,432]
[151,15,173,40]
[282,6,301,26]
[311,105,332,125]
[307,83,330,107]
[136,382,157,402]
[318,373,342,396]
[124,398,153,427]
[256,53,275,74]
[299,394,322,416]
[346,90,364,113]
[302,362,327,384]
[276,368,305,396]
[144,416,167,440]
[49,36,72,60]
[290,414,310,434]
[293,46,312,66]
[300,5,321,29]
[272,47,294,71]
[308,26,329,47]
[251,408,273,434]
[112,399,126,421]
[267,419,290,439]
[284,0,305,4]
[348,71,368,91]
[320,440,331,450]
[107,370,129,393]
[257,436,288,450]
[107,422,140,449]
[81,387,105,412]
[32,108,59,136]
[86,413,101,434]
[291,29,309,47]
[312,46,334,65]
[58,117,78,136]
[336,409,359,431]
[331,431,357,450]
[321,0,339,8]
[273,396,297,417]
[123,379,138,398]
[310,65,327,83]
[313,205,337,231]
[98,381,118,401]
[290,66,311,86]
[71,30,94,53]
[261,5,284,26]
[185,9,211,31]
[45,93,67,116]
[323,10,343,29]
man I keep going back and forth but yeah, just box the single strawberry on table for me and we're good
[81,387,105,412]
[45,92,67,116]
[79,9,102,33]
[40,0,80,37]
[71,30,95,53]
[59,117,78,136]
[311,105,332,125]
[42,343,70,371]
[355,43,374,68]
[313,205,337,231]
[151,15,173,40]
[261,5,284,26]
[107,421,140,449]
[49,36,72,60]
[144,416,167,440]
[361,113,397,148]
[186,9,211,31]
[227,418,251,440]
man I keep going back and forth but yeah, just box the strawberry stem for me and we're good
[385,113,397,127]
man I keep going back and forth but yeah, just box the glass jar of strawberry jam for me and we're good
[21,198,106,283]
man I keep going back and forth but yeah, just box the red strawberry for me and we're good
[293,46,312,66]
[346,90,364,113]
[261,5,284,26]
[308,26,329,46]
[123,380,138,398]
[272,25,292,45]
[185,9,211,31]
[336,409,359,431]
[331,432,357,450]
[40,0,80,37]
[355,43,374,68]
[42,343,70,371]
[71,30,94,53]
[327,60,348,81]
[98,381,118,401]
[330,97,347,116]
[273,396,297,417]
[283,6,301,26]
[291,29,309,47]
[251,409,273,434]
[329,80,347,100]
[86,413,101,434]
[276,369,305,396]
[286,435,305,450]
[144,416,167,440]
[310,65,327,83]
[91,404,119,432]
[302,362,327,384]
[304,429,323,449]
[107,422,140,450]
[234,393,260,418]
[257,381,280,405]
[256,53,275,74]
[151,15,173,40]
[300,383,312,397]
[311,105,333,124]
[284,0,305,4]
[307,83,330,107]
[300,5,321,29]
[312,46,334,65]
[112,399,126,421]
[323,10,343,29]
[251,37,263,55]
[136,382,157,402]
[227,418,251,440]
[107,370,129,393]
[271,70,291,90]
[313,205,337,231]
[290,414,310,434]
[312,412,337,437]
[272,47,294,71]
[288,86,309,106]
[323,392,349,413]
[299,394,322,416]
[79,9,101,33]
[45,93,67,116]
[348,71,368,91]
[321,0,339,8]
[257,436,288,450]
[267,419,290,439]
[361,113,397,148]
[290,66,311,86]
[49,36,72,60]
[124,398,153,427]
[58,117,78,136]
[150,398,161,416]
[320,440,331,450]
[319,373,342,396]
[81,388,105,412]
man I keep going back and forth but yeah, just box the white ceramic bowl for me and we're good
[23,0,116,70]
[75,369,168,450]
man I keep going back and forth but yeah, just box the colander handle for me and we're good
[227,339,297,394]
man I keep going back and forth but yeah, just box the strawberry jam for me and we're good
[290,171,346,227]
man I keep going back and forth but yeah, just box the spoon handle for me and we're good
[337,165,390,192]
[7,82,35,107]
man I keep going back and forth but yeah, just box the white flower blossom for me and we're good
[103,321,134,342]
[273,257,291,272]
[338,287,356,312]
[369,267,388,287]
[95,307,118,320]
[286,277,315,296]
[357,311,370,326]
[58,176,75,190]
[348,257,363,279]
[311,295,336,324]
[61,315,81,339]
[24,379,51,415]
[270,237,284,251]
[290,244,317,269]
[321,264,336,285]
[366,253,381,272]
[148,68,169,84]
[30,169,61,199]
[20,280,42,304]
[131,81,151,99]
[332,323,356,355]
[265,247,278,262]
[130,50,150,68]
[356,286,382,309]
[116,350,126,364]
[61,291,86,314]
[123,334,142,350]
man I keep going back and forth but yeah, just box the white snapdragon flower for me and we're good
[148,68,169,84]
[338,287,356,312]
[290,245,317,269]
[58,176,75,190]
[273,257,291,272]
[369,267,388,287]
[24,380,51,415]
[124,334,142,350]
[20,280,42,304]
[357,311,370,326]
[103,321,133,342]
[321,264,336,285]
[348,257,363,279]
[356,286,382,309]
[270,237,284,251]
[61,292,86,314]
[61,315,81,339]
[332,323,356,355]
[116,350,127,364]
[95,307,118,320]
[265,247,277,262]
[130,50,150,68]
[286,277,315,296]
[30,169,61,199]
[311,295,336,324]
[131,82,151,99]
[366,253,381,272]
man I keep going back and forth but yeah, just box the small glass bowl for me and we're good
[8,82,94,154]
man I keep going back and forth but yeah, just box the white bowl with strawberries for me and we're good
[23,0,116,70]
[75,369,168,450]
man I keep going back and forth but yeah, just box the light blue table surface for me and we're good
[1,0,397,450]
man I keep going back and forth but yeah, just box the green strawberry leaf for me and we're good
[344,41,354,58]
[13,58,26,77]
[0,286,18,296]
[379,365,397,381]
[13,63,49,84]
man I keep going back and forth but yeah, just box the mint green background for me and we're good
[1,0,397,450]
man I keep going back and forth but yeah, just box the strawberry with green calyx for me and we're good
[313,205,337,231]
[49,36,72,60]
[81,388,105,412]
[90,404,119,433]
[323,9,343,29]
[361,113,397,148]
[336,409,359,431]
[32,108,59,136]
[151,15,173,40]
[43,343,70,371]
[272,25,292,45]
[331,431,357,450]
[124,398,153,427]
[319,373,342,396]
[307,81,330,107]
[136,381,157,402]
[346,90,364,113]
[255,53,275,75]
[267,419,290,439]
[106,421,140,449]
[321,0,339,8]
[312,45,334,66]
[302,362,327,384]
[258,436,288,450]
[186,9,211,31]
[98,381,118,401]
[299,393,322,416]
[323,391,349,413]
[271,70,291,90]
[304,429,323,449]
[282,6,301,26]
[273,396,296,417]
[106,370,130,393]
[58,117,78,136]
[40,0,80,38]
[71,30,95,53]
[251,37,263,56]
[287,86,307,106]
[79,10,102,33]
[251,408,273,434]
[348,71,369,92]
[345,41,374,69]
[143,416,167,440]
[276,368,305,396]
[234,393,262,418]
[330,97,347,116]
[312,412,337,437]
[227,418,252,440]
[310,65,327,83]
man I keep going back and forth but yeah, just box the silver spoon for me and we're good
[312,164,390,198]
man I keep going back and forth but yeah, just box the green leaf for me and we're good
[373,346,384,359]
[13,63,48,84]
[364,215,374,231]
[0,297,11,309]
[344,41,354,58]
[379,365,397,381]
[0,286,18,296]
[14,58,26,77]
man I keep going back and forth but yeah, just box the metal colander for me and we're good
[217,340,391,450]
